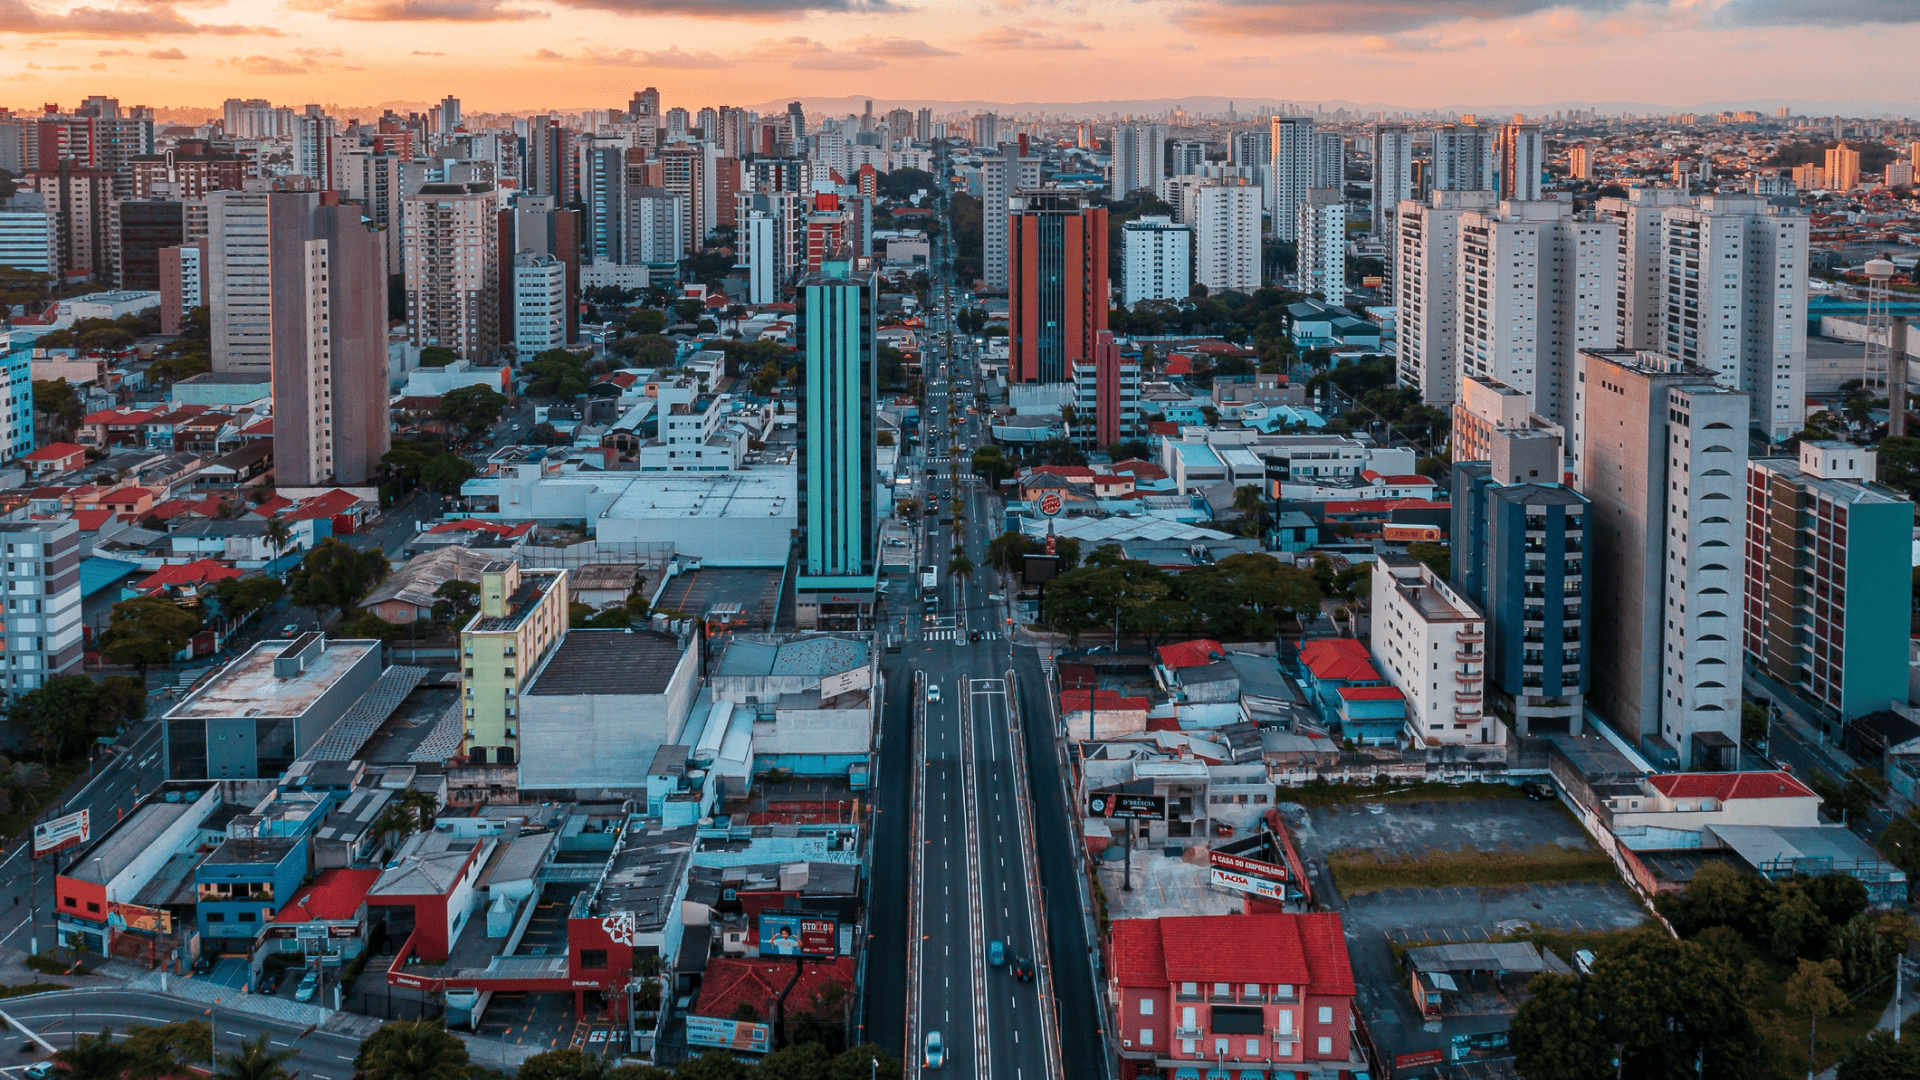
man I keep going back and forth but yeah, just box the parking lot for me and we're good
[1280,796,1650,1068]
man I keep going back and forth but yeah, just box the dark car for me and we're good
[1519,780,1554,801]
[1012,954,1035,982]
[969,630,982,642]
[257,970,282,995]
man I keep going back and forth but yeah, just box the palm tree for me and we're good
[54,1029,133,1080]
[217,1033,294,1080]
[950,554,975,584]
[262,518,293,564]
[351,1021,471,1080]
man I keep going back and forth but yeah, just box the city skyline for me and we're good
[0,1,1915,114]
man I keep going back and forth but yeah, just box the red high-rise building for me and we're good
[1009,189,1109,384]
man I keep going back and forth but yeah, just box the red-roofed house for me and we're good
[20,443,86,479]
[75,485,155,520]
[1157,639,1225,670]
[1146,420,1179,439]
[1162,354,1193,376]
[129,559,243,605]
[271,868,382,949]
[693,956,856,1023]
[1298,639,1405,746]
[78,409,156,448]
[1110,913,1362,1076]
[284,489,369,534]
[1108,459,1169,483]
[1061,689,1151,738]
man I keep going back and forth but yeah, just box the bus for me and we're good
[921,565,938,601]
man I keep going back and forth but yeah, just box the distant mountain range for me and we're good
[751,95,1920,120]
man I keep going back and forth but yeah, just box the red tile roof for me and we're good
[21,442,85,462]
[1336,686,1405,701]
[693,956,855,1020]
[143,499,196,520]
[71,508,116,532]
[1648,771,1815,802]
[135,559,242,592]
[250,495,294,517]
[1298,638,1380,682]
[1112,913,1354,991]
[1146,421,1179,436]
[1158,639,1225,669]
[297,489,363,516]
[82,409,156,426]
[272,869,381,923]
[1060,690,1151,713]
[1107,459,1167,480]
[426,518,535,538]
[1163,356,1193,375]
[1319,498,1449,516]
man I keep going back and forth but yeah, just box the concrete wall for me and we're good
[517,643,700,790]
[594,514,793,568]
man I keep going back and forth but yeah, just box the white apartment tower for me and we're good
[1432,125,1496,192]
[1193,182,1262,294]
[1394,190,1497,405]
[1594,187,1695,351]
[1656,194,1809,439]
[1499,123,1543,201]
[1110,124,1167,200]
[1268,116,1318,241]
[1372,559,1499,747]
[207,190,273,375]
[293,112,336,188]
[981,142,1041,291]
[401,181,501,362]
[1574,349,1748,769]
[1454,200,1619,430]
[1121,215,1192,306]
[512,252,566,355]
[1372,125,1413,237]
[1296,188,1346,305]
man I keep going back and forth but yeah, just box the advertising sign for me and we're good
[686,1016,771,1054]
[1395,1048,1446,1069]
[1039,491,1063,517]
[1209,849,1290,883]
[33,810,89,857]
[758,912,838,958]
[1210,867,1285,901]
[107,901,172,935]
[1086,792,1167,820]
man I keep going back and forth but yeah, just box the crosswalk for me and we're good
[923,629,1005,642]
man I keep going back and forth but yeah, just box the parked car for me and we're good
[1519,780,1554,802]
[294,970,319,1003]
[988,938,1005,966]
[192,954,215,975]
[25,1062,56,1079]
[256,970,281,995]
[924,1031,944,1069]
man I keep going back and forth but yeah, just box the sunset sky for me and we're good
[2,0,1918,117]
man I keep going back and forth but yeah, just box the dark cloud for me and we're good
[549,0,891,17]
[1173,0,1627,35]
[1718,0,1920,25]
[288,0,546,19]
[0,0,280,37]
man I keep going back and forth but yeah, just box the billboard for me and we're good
[758,912,838,958]
[107,901,173,935]
[1210,867,1285,901]
[33,810,89,857]
[1087,792,1166,821]
[686,1016,771,1054]
[1210,849,1290,883]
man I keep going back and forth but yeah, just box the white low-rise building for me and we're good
[1372,557,1501,748]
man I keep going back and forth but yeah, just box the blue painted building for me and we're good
[1453,461,1591,737]
[794,254,878,631]
[196,834,312,953]
[0,346,33,462]
[1748,444,1915,728]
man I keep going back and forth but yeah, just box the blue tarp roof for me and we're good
[80,557,142,598]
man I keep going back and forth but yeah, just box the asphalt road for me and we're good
[0,720,168,957]
[0,989,365,1080]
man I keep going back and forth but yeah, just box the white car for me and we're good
[926,684,941,704]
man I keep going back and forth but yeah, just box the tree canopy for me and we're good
[100,595,200,673]
[287,538,390,621]
[437,383,509,435]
